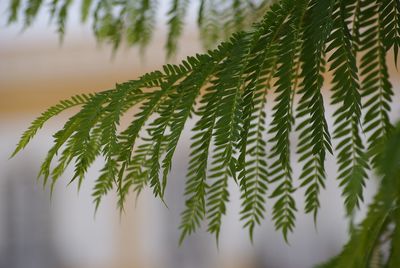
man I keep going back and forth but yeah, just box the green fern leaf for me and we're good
[206,32,252,242]
[296,0,334,220]
[359,0,394,168]
[328,0,367,215]
[380,0,400,66]
[388,208,400,268]
[11,93,92,158]
[238,21,276,242]
[166,0,189,57]
[8,0,21,23]
[81,0,93,22]
[24,0,43,26]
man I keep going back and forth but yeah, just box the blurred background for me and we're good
[1,1,399,268]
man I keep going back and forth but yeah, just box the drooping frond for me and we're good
[197,0,272,49]
[359,0,394,168]
[11,0,400,256]
[94,83,145,211]
[23,0,43,26]
[380,0,400,65]
[328,0,367,215]
[125,0,157,50]
[237,15,279,242]
[56,0,73,39]
[8,0,273,56]
[317,122,400,268]
[93,156,117,212]
[178,83,219,243]
[8,0,21,23]
[296,0,334,220]
[165,0,189,58]
[316,194,394,268]
[237,44,271,243]
[388,207,400,268]
[55,92,112,189]
[11,93,92,158]
[267,0,306,241]
[205,32,251,242]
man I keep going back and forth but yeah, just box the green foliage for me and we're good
[8,0,400,265]
[238,4,281,242]
[8,0,272,56]
[267,0,305,241]
[7,0,21,23]
[165,0,189,58]
[360,0,394,168]
[317,122,400,268]
[296,0,334,221]
[11,93,92,158]
[328,0,367,215]
[380,0,400,66]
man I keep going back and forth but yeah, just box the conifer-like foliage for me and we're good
[7,0,271,55]
[8,0,400,266]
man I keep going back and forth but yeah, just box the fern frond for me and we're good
[267,0,306,241]
[36,92,107,188]
[96,83,144,210]
[166,0,189,57]
[179,83,222,243]
[317,194,393,268]
[11,93,92,158]
[24,0,43,27]
[178,42,235,243]
[131,79,188,201]
[359,0,394,168]
[93,158,117,212]
[162,53,228,197]
[125,0,157,50]
[328,0,367,215]
[119,61,205,199]
[206,32,252,242]
[380,0,400,66]
[141,57,219,196]
[119,138,161,209]
[56,0,73,39]
[388,208,400,268]
[92,0,124,51]
[317,122,400,268]
[9,0,271,55]
[118,83,173,171]
[8,0,21,23]
[81,0,93,22]
[197,0,222,49]
[146,90,181,198]
[296,0,334,220]
[66,93,111,189]
[238,24,276,242]
[197,0,273,49]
